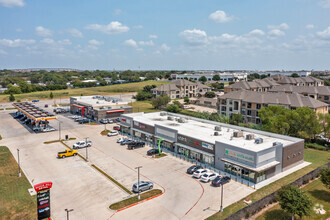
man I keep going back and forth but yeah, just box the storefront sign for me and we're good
[178,136,187,142]
[225,149,254,162]
[156,127,175,139]
[134,121,146,129]
[202,142,214,150]
[34,182,52,220]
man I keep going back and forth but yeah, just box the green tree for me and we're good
[229,81,235,85]
[9,93,15,102]
[212,75,220,81]
[290,73,299,78]
[184,96,190,104]
[166,104,182,113]
[6,86,22,94]
[320,168,330,189]
[278,185,312,220]
[318,113,330,140]
[230,113,243,125]
[136,91,152,101]
[199,76,207,83]
[49,92,54,99]
[151,95,171,109]
[173,100,183,109]
[204,91,216,98]
[143,85,156,93]
[259,105,291,135]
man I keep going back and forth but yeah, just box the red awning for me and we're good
[71,104,86,109]
[107,110,125,113]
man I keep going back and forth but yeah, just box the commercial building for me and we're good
[120,111,305,184]
[151,79,211,99]
[70,95,133,121]
[171,72,248,82]
[218,90,328,124]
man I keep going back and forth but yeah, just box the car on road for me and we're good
[107,131,119,136]
[127,141,145,150]
[73,141,92,149]
[132,181,153,193]
[211,176,231,187]
[193,169,209,179]
[113,126,120,131]
[32,100,39,102]
[147,148,162,155]
[57,149,78,158]
[200,172,217,183]
[187,165,203,174]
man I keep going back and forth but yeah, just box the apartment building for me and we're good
[217,90,328,124]
[224,78,279,93]
[151,79,211,99]
[270,75,324,86]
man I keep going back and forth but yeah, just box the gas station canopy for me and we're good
[12,102,57,121]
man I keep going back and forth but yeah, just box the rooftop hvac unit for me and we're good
[215,126,221,131]
[214,131,219,136]
[96,101,99,104]
[273,142,281,146]
[108,107,112,110]
[178,118,185,123]
[227,128,230,132]
[255,138,263,144]
[233,131,243,138]
[167,116,174,120]
[160,112,167,116]
[246,134,255,140]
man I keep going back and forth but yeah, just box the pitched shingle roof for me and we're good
[227,78,279,90]
[269,85,330,96]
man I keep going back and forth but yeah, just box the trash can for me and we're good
[65,135,68,140]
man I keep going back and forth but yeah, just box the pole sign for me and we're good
[34,182,52,220]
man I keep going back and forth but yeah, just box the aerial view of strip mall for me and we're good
[0,0,329,220]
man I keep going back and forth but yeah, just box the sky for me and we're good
[0,0,330,70]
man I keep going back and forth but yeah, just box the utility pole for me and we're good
[64,208,74,220]
[17,149,21,177]
[135,166,142,200]
[85,137,89,161]
[219,183,224,212]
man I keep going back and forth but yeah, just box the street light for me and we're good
[219,183,224,212]
[58,121,62,141]
[17,149,21,177]
[135,166,142,200]
[64,208,74,220]
[85,137,89,161]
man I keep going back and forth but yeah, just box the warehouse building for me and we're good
[120,111,305,184]
[70,95,133,121]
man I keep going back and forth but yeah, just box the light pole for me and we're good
[85,137,89,161]
[219,183,224,212]
[17,149,21,177]
[65,208,74,220]
[58,121,62,140]
[135,166,142,200]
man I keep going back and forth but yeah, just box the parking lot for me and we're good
[0,109,255,220]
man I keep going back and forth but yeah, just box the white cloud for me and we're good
[149,35,158,39]
[319,0,330,8]
[68,28,83,38]
[139,40,154,46]
[88,39,103,46]
[123,39,138,48]
[209,10,233,23]
[268,23,290,30]
[58,39,72,45]
[0,0,24,7]
[133,25,143,29]
[41,38,55,44]
[317,26,330,39]
[0,38,35,47]
[0,49,7,55]
[160,43,170,51]
[179,29,208,46]
[248,29,265,36]
[305,24,315,30]
[35,26,53,37]
[85,21,129,34]
[268,29,285,39]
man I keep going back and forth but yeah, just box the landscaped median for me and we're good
[43,137,76,144]
[154,153,167,159]
[100,129,110,136]
[109,189,163,210]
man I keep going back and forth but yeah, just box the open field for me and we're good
[129,101,158,113]
[207,149,330,220]
[256,178,330,220]
[0,80,170,103]
[0,146,36,220]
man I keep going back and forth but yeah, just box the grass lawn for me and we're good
[129,101,158,113]
[154,153,167,159]
[256,179,330,220]
[0,146,36,219]
[101,130,110,135]
[109,189,162,210]
[0,80,170,103]
[206,149,330,220]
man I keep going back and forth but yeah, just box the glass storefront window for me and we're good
[134,131,142,138]
[146,135,153,143]
[203,155,214,166]
[256,171,266,183]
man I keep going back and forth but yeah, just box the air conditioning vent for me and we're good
[178,118,185,123]
[214,131,219,136]
[167,116,174,121]
[215,126,221,131]
[160,112,167,116]
[255,138,263,144]
[273,142,281,146]
[233,131,243,138]
[246,134,254,140]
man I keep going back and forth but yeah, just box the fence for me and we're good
[225,162,330,220]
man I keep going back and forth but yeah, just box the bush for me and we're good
[305,143,328,151]
[136,90,152,101]
[173,100,183,109]
[166,104,182,113]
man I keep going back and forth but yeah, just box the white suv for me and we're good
[193,169,208,179]
[200,172,217,182]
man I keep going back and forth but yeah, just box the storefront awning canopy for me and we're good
[120,123,131,128]
[175,142,214,157]
[12,102,57,121]
[132,128,153,136]
[221,158,280,173]
[154,136,175,143]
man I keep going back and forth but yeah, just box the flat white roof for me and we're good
[72,96,128,108]
[123,112,296,152]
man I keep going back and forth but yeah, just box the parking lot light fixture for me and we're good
[65,208,74,220]
[135,166,142,200]
[17,149,21,177]
[58,121,62,140]
[219,183,224,212]
[85,137,89,161]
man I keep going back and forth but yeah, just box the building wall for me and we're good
[282,141,304,171]
[133,121,155,134]
[177,134,215,154]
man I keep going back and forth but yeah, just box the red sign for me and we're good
[34,182,53,192]
[121,118,126,122]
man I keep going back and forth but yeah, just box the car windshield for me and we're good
[215,176,221,180]
[202,174,208,177]
[195,171,200,173]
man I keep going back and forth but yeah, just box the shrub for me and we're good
[305,143,328,151]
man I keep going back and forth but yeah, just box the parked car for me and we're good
[75,117,84,122]
[99,118,108,124]
[115,118,120,122]
[73,141,92,149]
[14,114,23,119]
[113,126,120,131]
[187,165,203,174]
[193,169,209,179]
[108,119,114,124]
[211,176,231,187]
[32,99,39,102]
[200,172,217,183]
[107,131,119,136]
[127,141,145,150]
[147,148,162,155]
[33,126,42,132]
[57,149,78,158]
[79,118,90,124]
[132,181,153,193]
[20,116,27,121]
[44,104,48,108]
[121,139,135,145]
[117,137,127,143]
[43,127,56,132]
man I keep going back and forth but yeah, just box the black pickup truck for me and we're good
[127,141,145,150]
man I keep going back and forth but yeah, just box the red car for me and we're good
[113,126,120,131]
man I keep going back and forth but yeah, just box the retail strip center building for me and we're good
[120,112,304,184]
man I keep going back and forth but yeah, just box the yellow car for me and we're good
[57,149,78,158]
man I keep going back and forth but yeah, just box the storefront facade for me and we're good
[154,125,177,152]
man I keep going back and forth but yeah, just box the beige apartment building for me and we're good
[270,75,324,86]
[224,78,279,93]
